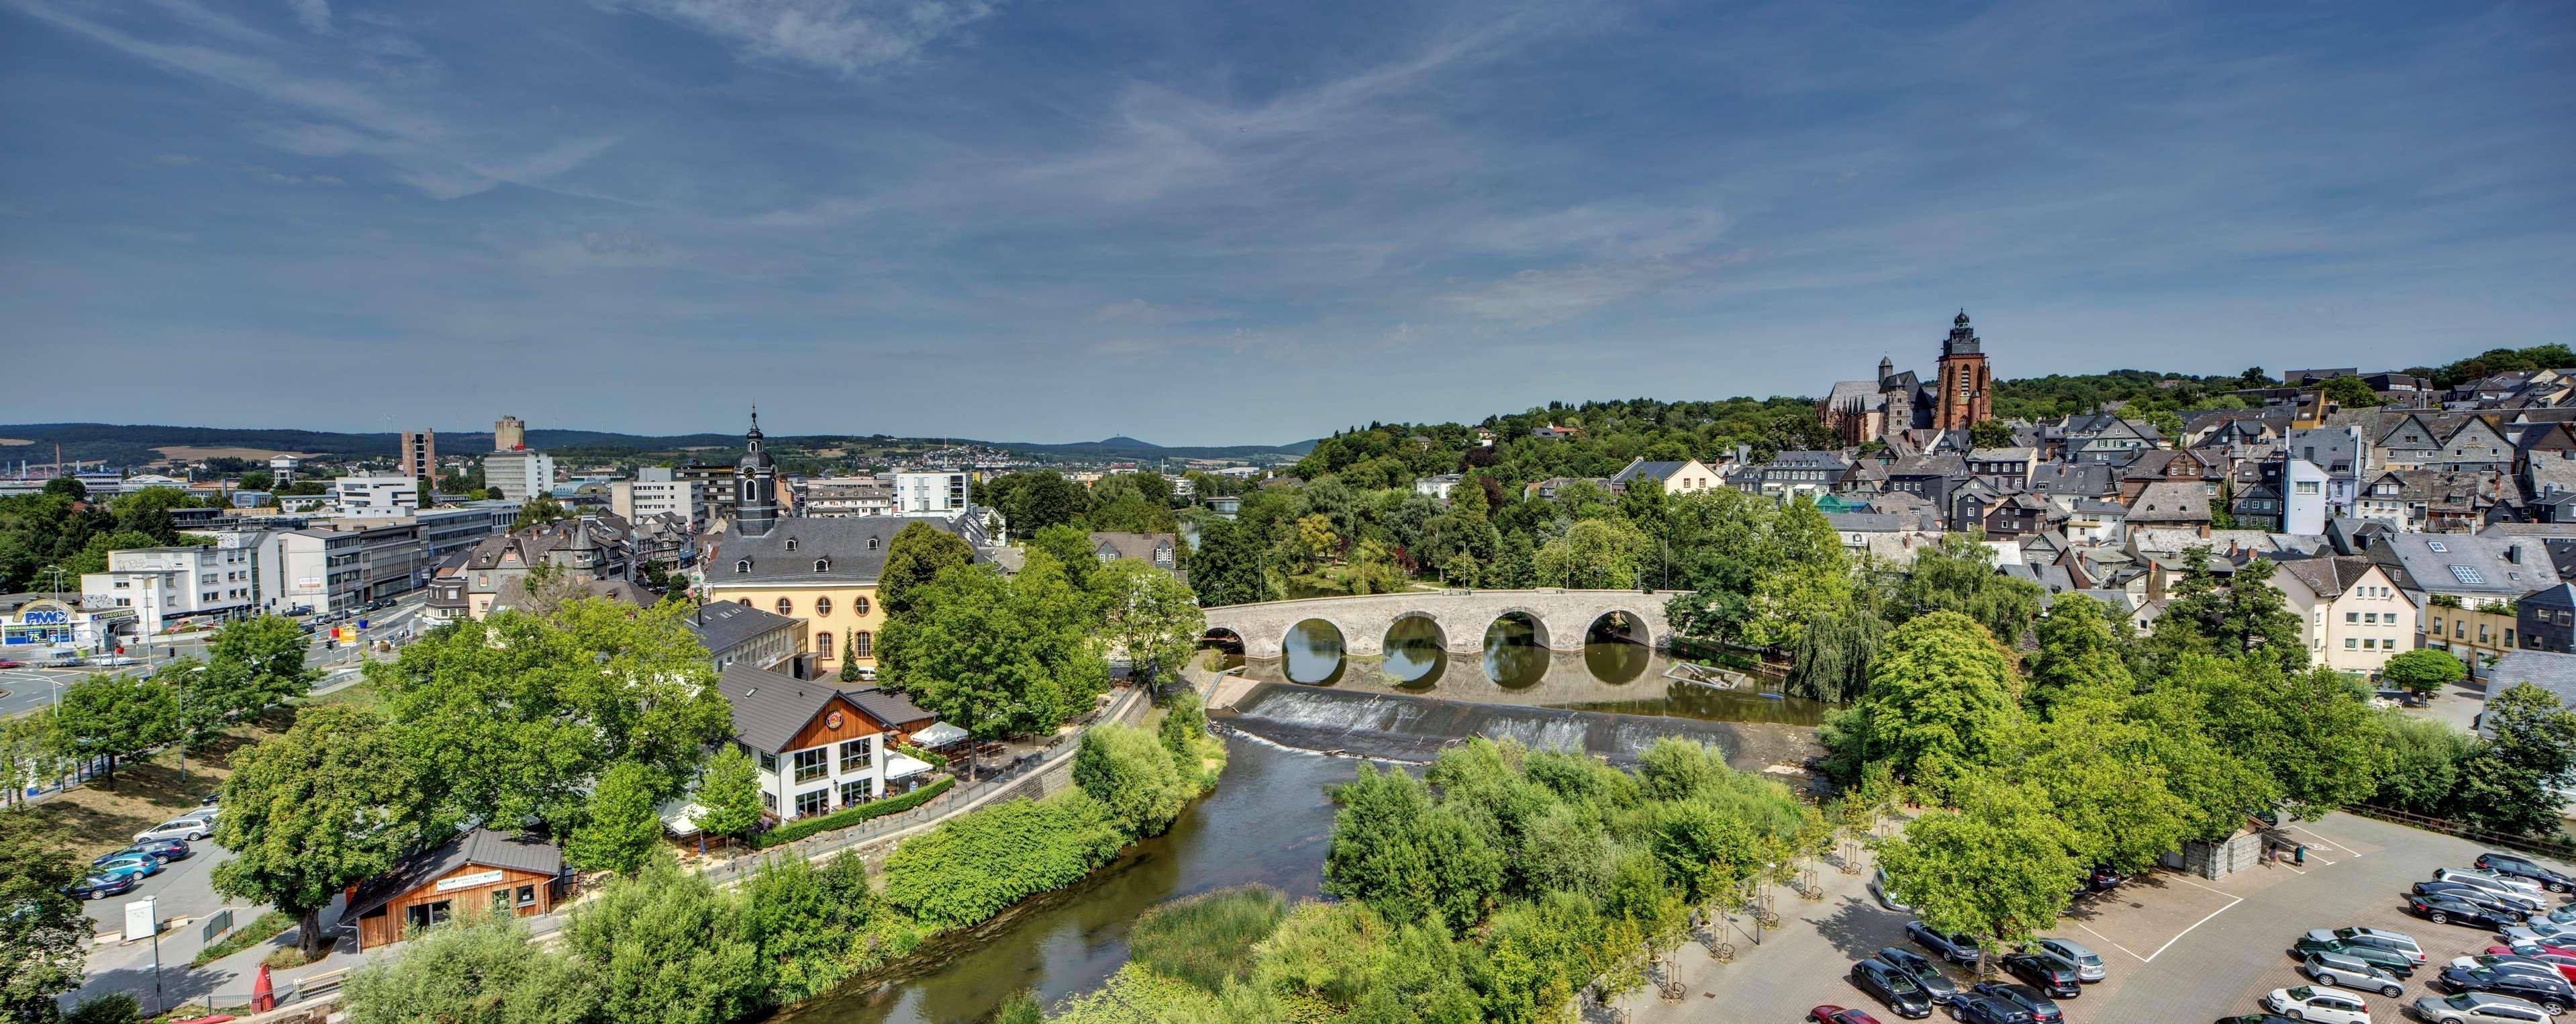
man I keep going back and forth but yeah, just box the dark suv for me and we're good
[2439,963,2575,1013]
[2001,953,2081,998]
[1849,959,1935,1019]
[2481,851,2576,894]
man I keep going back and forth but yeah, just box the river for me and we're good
[778,739,1358,1024]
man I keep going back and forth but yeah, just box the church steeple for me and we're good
[1877,355,1895,385]
[736,406,779,537]
[1932,309,1992,431]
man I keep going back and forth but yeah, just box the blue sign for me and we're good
[22,608,67,626]
[356,619,369,631]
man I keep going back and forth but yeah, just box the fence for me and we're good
[693,683,1148,885]
[2344,803,2576,861]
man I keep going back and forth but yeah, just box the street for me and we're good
[0,595,428,719]
[1620,810,2571,1023]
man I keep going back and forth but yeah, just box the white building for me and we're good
[2280,457,2328,537]
[482,450,556,502]
[2273,556,2416,675]
[895,471,969,514]
[611,468,705,534]
[712,663,943,822]
[268,520,427,614]
[799,475,896,518]
[333,474,422,518]
[268,455,300,483]
[80,543,260,636]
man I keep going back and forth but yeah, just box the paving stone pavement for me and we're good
[1608,810,2570,1023]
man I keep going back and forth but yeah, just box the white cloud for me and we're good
[151,152,202,166]
[1438,252,1750,328]
[286,0,330,33]
[604,0,999,75]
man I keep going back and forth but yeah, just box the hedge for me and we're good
[897,743,950,769]
[755,776,955,849]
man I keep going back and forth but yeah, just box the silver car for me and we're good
[2414,991,2558,1024]
[134,817,213,844]
[2030,937,2107,982]
[2303,951,2404,998]
[2441,868,2553,904]
[1871,868,1912,913]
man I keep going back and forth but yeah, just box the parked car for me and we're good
[94,854,162,880]
[62,873,140,900]
[2302,951,2406,998]
[1873,868,1914,913]
[2294,929,2420,977]
[2439,963,2575,1013]
[1967,982,2062,1024]
[1872,947,1960,1005]
[2028,937,2106,983]
[2332,927,2428,966]
[2421,892,2523,931]
[2502,921,2576,947]
[173,806,220,824]
[2087,865,2128,892]
[1956,996,2036,1024]
[2263,985,2372,1024]
[1908,921,1982,966]
[2440,869,2554,906]
[2000,953,2081,998]
[2420,883,2537,923]
[93,839,187,867]
[1848,959,1935,1019]
[134,817,215,844]
[2480,853,2576,894]
[1807,1007,1885,1024]
[2212,1017,2302,1024]
[2495,944,2576,982]
[2413,991,2559,1024]
[0,658,22,669]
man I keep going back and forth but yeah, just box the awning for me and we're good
[656,798,707,837]
[910,722,969,749]
[885,753,936,780]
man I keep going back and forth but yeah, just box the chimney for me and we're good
[2507,543,2524,565]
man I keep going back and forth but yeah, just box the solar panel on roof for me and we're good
[2451,565,2485,586]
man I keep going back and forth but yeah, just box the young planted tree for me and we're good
[2383,649,2466,703]
[212,705,434,958]
[693,744,764,849]
[567,761,671,876]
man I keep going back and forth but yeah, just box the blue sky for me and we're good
[2,0,2569,445]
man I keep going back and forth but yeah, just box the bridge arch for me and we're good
[1583,607,1654,649]
[1203,590,1681,661]
[1485,606,1556,652]
[1383,610,1452,653]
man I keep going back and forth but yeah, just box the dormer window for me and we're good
[867,537,879,550]
[736,559,751,573]
[785,538,797,551]
[815,559,831,572]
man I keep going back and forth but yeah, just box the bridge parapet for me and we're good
[1203,589,1682,660]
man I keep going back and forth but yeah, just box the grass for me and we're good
[17,720,277,860]
[1124,885,1291,992]
[193,909,295,967]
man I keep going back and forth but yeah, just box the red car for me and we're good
[2491,943,2576,982]
[1811,1007,1885,1024]
[0,659,21,669]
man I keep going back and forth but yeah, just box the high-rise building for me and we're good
[494,415,526,452]
[1932,310,1992,431]
[398,430,436,496]
[483,450,555,501]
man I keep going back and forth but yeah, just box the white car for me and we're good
[2303,951,2406,998]
[2504,920,2576,947]
[2415,991,2557,1024]
[134,818,213,844]
[2267,984,2372,1024]
[2444,868,2554,898]
[89,655,142,667]
[174,806,220,824]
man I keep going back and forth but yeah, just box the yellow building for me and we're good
[2424,598,2518,677]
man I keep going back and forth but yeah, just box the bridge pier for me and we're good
[1205,589,1681,663]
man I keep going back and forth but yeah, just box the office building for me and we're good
[611,468,705,534]
[482,450,556,501]
[334,474,422,518]
[399,430,436,493]
[895,471,970,514]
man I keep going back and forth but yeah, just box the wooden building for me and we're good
[346,829,565,950]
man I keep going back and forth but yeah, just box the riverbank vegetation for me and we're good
[1027,736,1816,1023]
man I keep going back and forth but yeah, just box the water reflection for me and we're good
[1282,618,1345,686]
[1583,640,1649,685]
[1482,614,1548,690]
[1380,616,1446,689]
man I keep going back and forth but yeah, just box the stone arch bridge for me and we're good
[1203,589,1684,659]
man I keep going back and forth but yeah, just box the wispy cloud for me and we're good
[285,0,329,34]
[601,0,1000,75]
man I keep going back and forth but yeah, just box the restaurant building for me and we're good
[345,829,566,950]
[713,662,943,821]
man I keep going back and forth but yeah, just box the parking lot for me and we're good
[1626,810,2567,1023]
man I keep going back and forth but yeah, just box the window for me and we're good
[793,748,829,783]
[492,888,512,915]
[740,599,753,608]
[736,559,750,573]
[867,537,880,550]
[840,779,873,806]
[784,538,797,551]
[777,598,793,615]
[852,631,873,657]
[406,901,452,931]
[2450,565,2485,585]
[795,788,828,817]
[2346,612,2359,624]
[763,791,777,811]
[816,632,833,655]
[2506,629,2516,646]
[516,884,536,908]
[815,596,832,616]
[2345,638,2357,649]
[2427,541,2448,553]
[815,559,831,572]
[759,751,777,773]
[841,739,872,772]
[854,597,871,616]
[2479,624,2490,643]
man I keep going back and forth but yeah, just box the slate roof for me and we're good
[2481,651,2576,739]
[1967,448,2035,462]
[1825,512,1902,532]
[713,662,932,753]
[1612,460,1692,484]
[839,686,934,731]
[2126,481,2212,523]
[488,575,654,614]
[713,516,973,586]
[2372,532,2561,598]
[2028,462,2119,498]
[348,829,562,917]
[2524,583,2576,612]
[1889,454,1967,477]
[682,601,800,657]
[2273,555,2381,600]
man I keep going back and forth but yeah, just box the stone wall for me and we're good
[1204,588,1684,659]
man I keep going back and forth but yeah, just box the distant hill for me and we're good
[0,423,1312,469]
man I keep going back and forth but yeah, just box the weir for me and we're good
[1216,682,1814,772]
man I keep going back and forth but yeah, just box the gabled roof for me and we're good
[715,516,975,586]
[348,829,562,918]
[1611,459,1695,484]
[2027,462,2119,497]
[2523,584,2576,612]
[683,600,801,656]
[715,663,866,753]
[2273,555,2383,600]
[2126,481,2211,522]
[2482,652,2576,739]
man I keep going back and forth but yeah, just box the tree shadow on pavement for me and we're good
[1812,894,1908,963]
[2059,873,2171,926]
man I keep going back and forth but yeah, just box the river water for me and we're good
[779,739,1358,1024]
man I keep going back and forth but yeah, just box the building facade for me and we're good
[611,467,705,534]
[2273,557,2416,674]
[481,450,555,501]
[713,663,940,821]
[333,474,422,518]
[398,430,436,492]
[895,471,971,514]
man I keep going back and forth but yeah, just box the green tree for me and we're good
[2369,711,2473,817]
[742,850,884,1002]
[1897,533,2041,645]
[1321,763,1503,932]
[1876,782,2083,966]
[878,565,1042,782]
[52,673,177,785]
[0,815,89,1022]
[1835,611,2022,796]
[878,522,975,617]
[693,743,764,848]
[1074,723,1195,837]
[2454,682,2576,835]
[1786,608,1885,703]
[2026,593,2133,716]
[1026,523,1099,594]
[1532,518,1649,590]
[517,493,568,527]
[563,854,771,1024]
[1189,516,1268,607]
[567,761,669,876]
[1968,419,2014,450]
[211,705,434,958]
[2383,649,2466,703]
[2180,657,2376,816]
[343,907,599,1024]
[839,633,862,684]
[42,477,85,500]
[2319,375,2382,408]
[2014,700,2190,874]
[1096,557,1207,690]
[205,614,318,713]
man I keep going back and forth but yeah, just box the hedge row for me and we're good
[755,776,955,849]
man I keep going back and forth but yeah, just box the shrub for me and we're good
[563,854,769,1024]
[895,743,948,768]
[343,909,597,1024]
[190,909,295,966]
[63,994,140,1024]
[880,791,1128,930]
[744,850,885,1001]
[1075,723,1195,837]
[754,776,953,849]
[1127,885,1291,992]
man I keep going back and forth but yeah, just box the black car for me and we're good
[2480,851,2576,894]
[2439,964,2575,1013]
[2417,881,2536,921]
[2087,866,2127,892]
[1969,982,2062,1024]
[62,873,139,900]
[1872,947,1961,1005]
[1907,921,1983,966]
[2414,892,2516,930]
[2000,953,2081,998]
[1955,996,2035,1024]
[1849,958,1935,1019]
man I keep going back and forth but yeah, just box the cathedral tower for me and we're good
[1934,310,1992,430]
